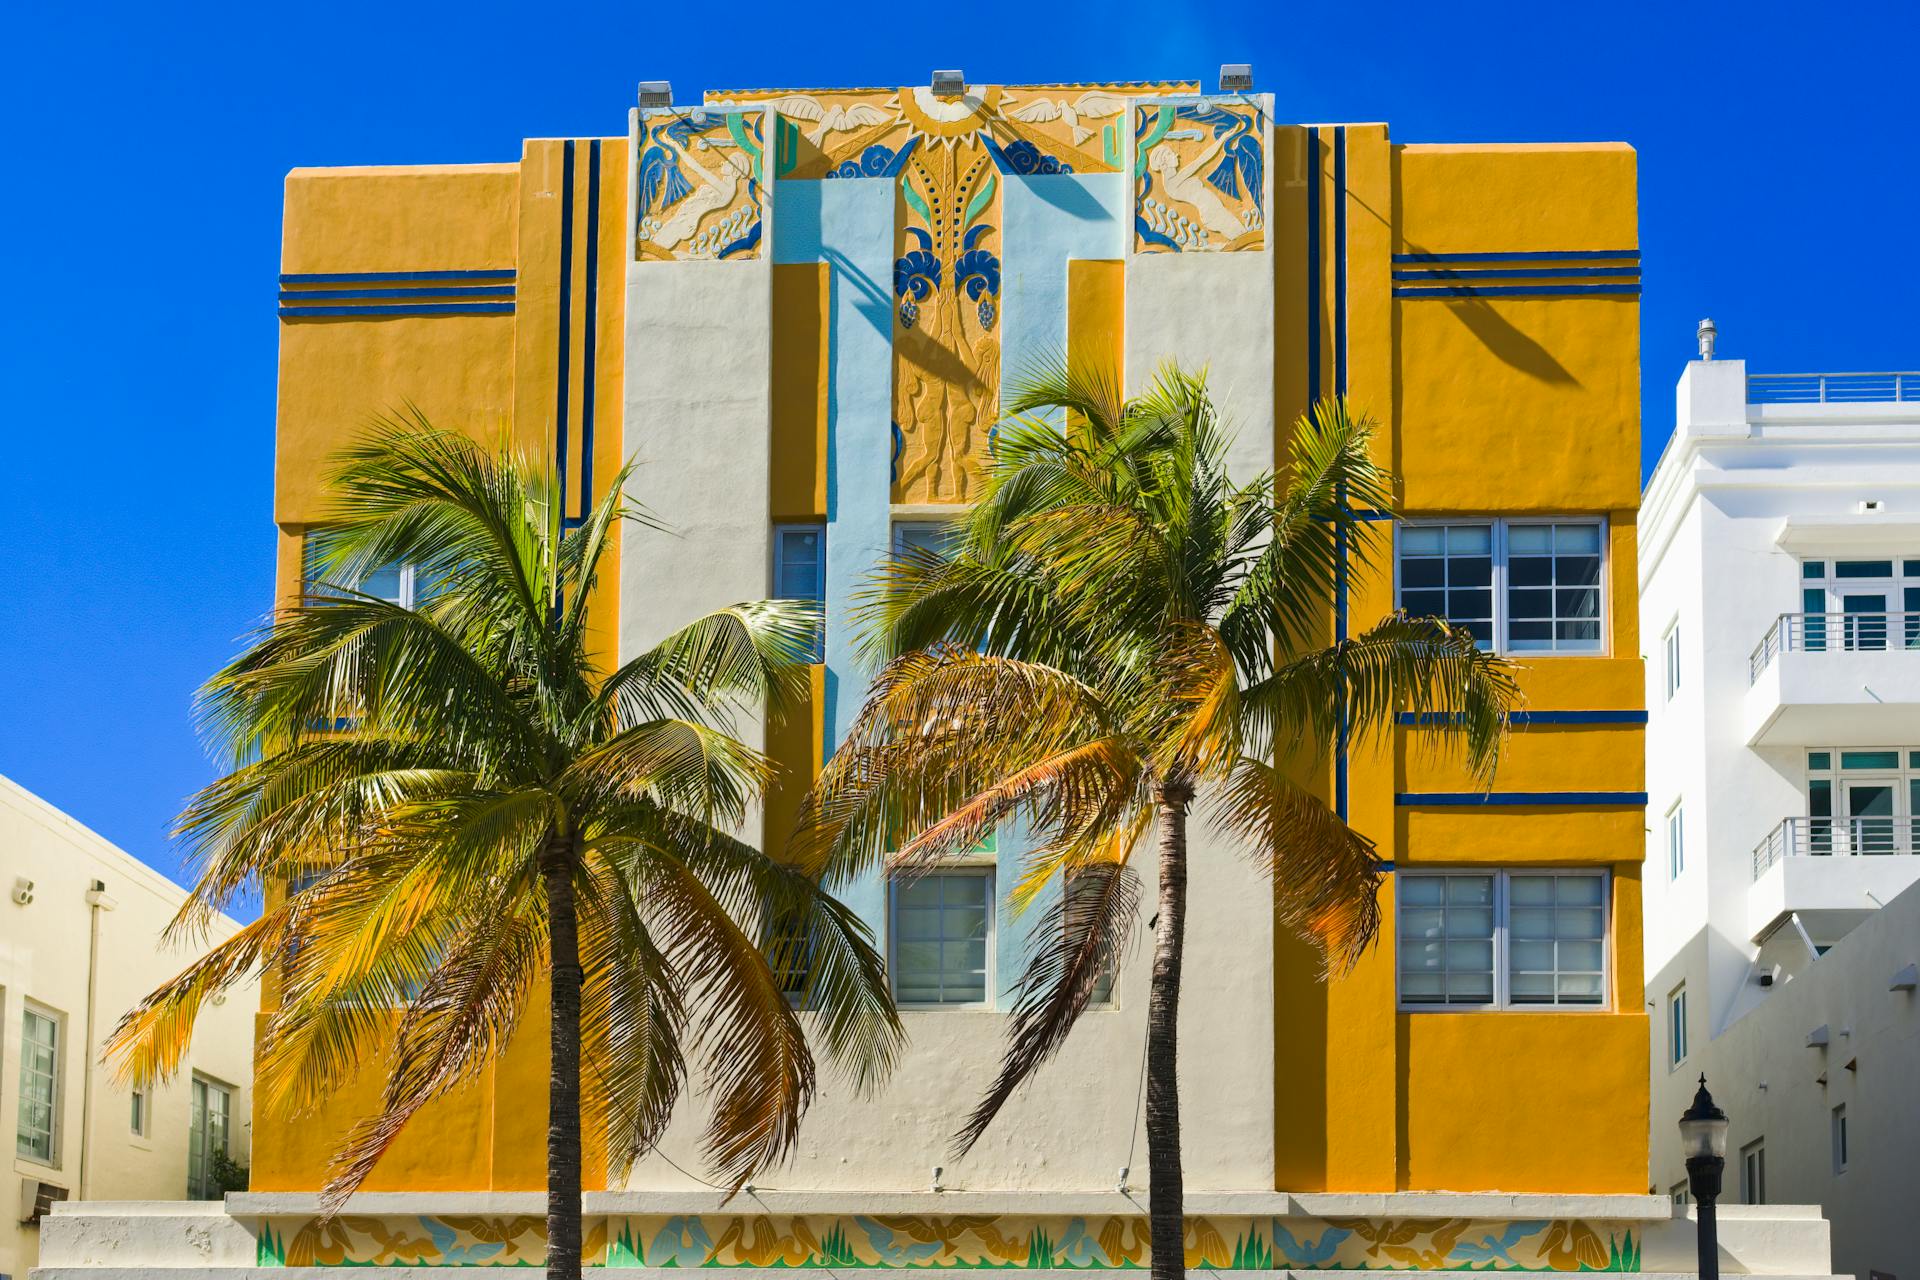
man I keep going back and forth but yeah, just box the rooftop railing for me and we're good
[1753,816,1920,880]
[1748,372,1920,405]
[1749,611,1920,683]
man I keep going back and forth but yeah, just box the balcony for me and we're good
[1745,613,1920,746]
[1748,816,1920,940]
[1747,371,1920,405]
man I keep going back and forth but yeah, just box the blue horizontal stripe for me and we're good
[1398,710,1648,726]
[1396,791,1648,807]
[1395,284,1641,299]
[279,303,516,318]
[1391,249,1640,264]
[1392,266,1641,281]
[279,286,516,302]
[279,269,516,283]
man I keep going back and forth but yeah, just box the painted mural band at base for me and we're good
[252,1212,1642,1271]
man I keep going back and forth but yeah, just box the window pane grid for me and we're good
[892,872,991,1006]
[1398,520,1605,656]
[1398,870,1609,1011]
[773,525,826,661]
[17,1008,58,1162]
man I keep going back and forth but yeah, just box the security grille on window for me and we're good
[1397,520,1604,654]
[1398,870,1608,1009]
[17,1006,60,1163]
[774,524,826,661]
[891,870,991,1006]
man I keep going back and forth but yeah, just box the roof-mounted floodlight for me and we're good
[638,81,673,109]
[931,69,966,96]
[1219,63,1254,92]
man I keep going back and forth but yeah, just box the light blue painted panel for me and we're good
[773,177,895,942]
[1000,173,1126,396]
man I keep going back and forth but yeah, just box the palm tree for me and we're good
[793,363,1518,1280]
[106,422,902,1280]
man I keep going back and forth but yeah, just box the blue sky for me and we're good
[3,0,1912,893]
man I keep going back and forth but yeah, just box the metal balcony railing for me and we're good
[1753,816,1920,879]
[1748,612,1920,683]
[1748,372,1920,405]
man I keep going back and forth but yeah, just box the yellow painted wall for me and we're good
[1274,132,1646,1193]
[770,264,830,521]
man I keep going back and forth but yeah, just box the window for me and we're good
[131,1088,148,1138]
[17,1005,60,1164]
[893,520,958,560]
[1397,869,1608,1010]
[188,1076,233,1199]
[1065,870,1118,1006]
[1663,623,1682,699]
[1832,1104,1848,1174]
[1397,520,1604,654]
[891,869,992,1006]
[1667,984,1688,1067]
[302,537,437,608]
[774,524,826,661]
[1666,803,1685,880]
[1741,1138,1766,1204]
[1797,558,1920,651]
[762,906,815,1007]
[1805,747,1920,856]
[1669,1181,1689,1209]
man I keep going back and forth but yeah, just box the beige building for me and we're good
[1,774,255,1280]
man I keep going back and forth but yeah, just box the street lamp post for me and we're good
[1679,1075,1731,1280]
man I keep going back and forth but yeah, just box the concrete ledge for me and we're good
[223,1189,1673,1220]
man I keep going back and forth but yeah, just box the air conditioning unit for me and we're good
[20,1177,68,1225]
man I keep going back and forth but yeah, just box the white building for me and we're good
[1641,341,1920,1280]
[1,775,256,1280]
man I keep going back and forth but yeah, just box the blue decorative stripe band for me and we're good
[1392,266,1641,281]
[278,303,515,318]
[1395,284,1641,299]
[279,287,516,302]
[279,269,517,283]
[1396,791,1648,806]
[1391,250,1639,264]
[1398,710,1648,726]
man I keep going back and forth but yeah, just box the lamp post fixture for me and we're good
[1679,1074,1731,1280]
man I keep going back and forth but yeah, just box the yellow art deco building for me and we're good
[45,72,1825,1280]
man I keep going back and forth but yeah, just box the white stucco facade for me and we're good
[1640,355,1920,1279]
[0,775,257,1280]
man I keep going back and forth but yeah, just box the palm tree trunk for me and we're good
[542,834,584,1280]
[1147,778,1192,1280]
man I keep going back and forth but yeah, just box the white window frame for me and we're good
[301,534,432,608]
[131,1087,149,1138]
[1395,517,1609,656]
[1741,1137,1766,1204]
[16,1002,63,1166]
[772,523,827,661]
[1395,868,1611,1012]
[188,1074,235,1200]
[1668,982,1689,1068]
[1669,1180,1689,1208]
[888,866,995,1010]
[1663,621,1682,699]
[1832,1103,1848,1174]
[1666,802,1685,880]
